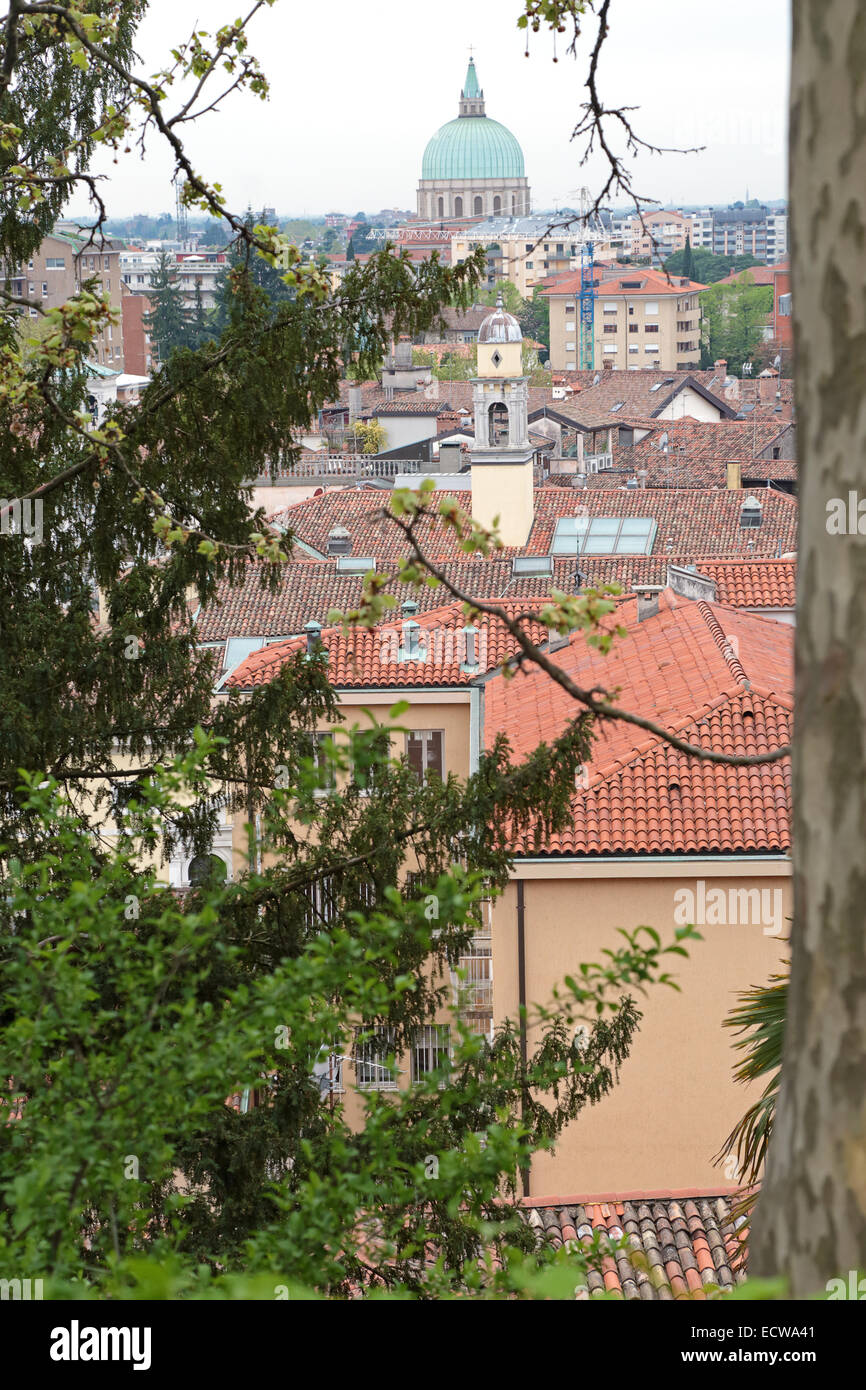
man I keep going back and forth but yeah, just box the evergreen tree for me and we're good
[681,233,695,281]
[346,236,356,261]
[143,250,193,361]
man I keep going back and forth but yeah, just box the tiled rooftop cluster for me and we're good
[266,485,797,564]
[523,1194,747,1298]
[196,555,795,645]
[485,590,793,856]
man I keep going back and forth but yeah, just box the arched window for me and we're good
[474,196,483,216]
[512,194,517,214]
[188,853,229,888]
[454,196,463,218]
[489,402,509,446]
[493,195,501,215]
[437,196,444,218]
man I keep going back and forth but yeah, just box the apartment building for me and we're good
[119,247,227,309]
[451,215,614,298]
[2,230,125,369]
[712,206,788,264]
[626,209,693,262]
[544,266,704,372]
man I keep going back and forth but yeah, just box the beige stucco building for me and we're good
[544,266,703,373]
[2,229,125,369]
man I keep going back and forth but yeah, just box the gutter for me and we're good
[516,879,530,1200]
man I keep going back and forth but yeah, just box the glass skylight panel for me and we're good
[550,516,656,557]
[223,637,265,674]
[615,518,656,553]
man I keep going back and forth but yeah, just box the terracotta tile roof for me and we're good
[715,265,775,285]
[268,485,797,564]
[484,589,793,856]
[598,419,796,486]
[324,377,558,422]
[523,1194,747,1298]
[369,398,449,416]
[543,267,706,298]
[195,554,795,644]
[578,556,796,609]
[226,600,551,690]
[538,370,735,428]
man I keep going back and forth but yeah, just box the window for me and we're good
[354,1028,398,1089]
[406,730,443,782]
[454,197,463,217]
[565,304,575,314]
[525,261,533,269]
[644,301,659,315]
[603,344,618,354]
[512,556,553,577]
[550,516,657,557]
[104,256,110,270]
[474,196,483,216]
[188,853,229,888]
[313,1043,343,1095]
[602,302,618,314]
[28,282,35,296]
[489,401,509,445]
[644,344,660,353]
[437,197,444,217]
[493,196,501,215]
[303,732,337,791]
[411,1025,451,1085]
[46,257,65,269]
[645,323,659,333]
[603,324,617,335]
[41,283,48,297]
[629,345,639,354]
[628,323,638,333]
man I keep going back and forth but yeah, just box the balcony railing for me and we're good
[251,456,428,485]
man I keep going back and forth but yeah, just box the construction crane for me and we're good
[578,240,595,370]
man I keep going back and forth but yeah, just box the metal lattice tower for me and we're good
[174,174,189,248]
[578,241,595,370]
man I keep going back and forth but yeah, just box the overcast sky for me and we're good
[77,0,790,220]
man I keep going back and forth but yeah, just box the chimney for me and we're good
[460,623,479,673]
[714,358,727,383]
[726,459,742,490]
[348,385,362,424]
[327,525,352,555]
[759,369,778,402]
[303,619,322,656]
[637,469,648,490]
[636,589,660,622]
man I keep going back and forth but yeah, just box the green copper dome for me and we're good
[421,59,525,182]
[422,117,525,180]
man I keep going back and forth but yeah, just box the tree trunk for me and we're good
[750,0,866,1294]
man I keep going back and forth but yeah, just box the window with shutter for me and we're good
[406,730,444,783]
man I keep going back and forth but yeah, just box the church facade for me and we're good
[417,58,531,222]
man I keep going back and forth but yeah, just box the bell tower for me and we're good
[470,294,534,547]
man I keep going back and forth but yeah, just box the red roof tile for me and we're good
[226,600,551,690]
[195,555,795,644]
[523,1195,746,1299]
[484,589,793,856]
[268,485,797,565]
